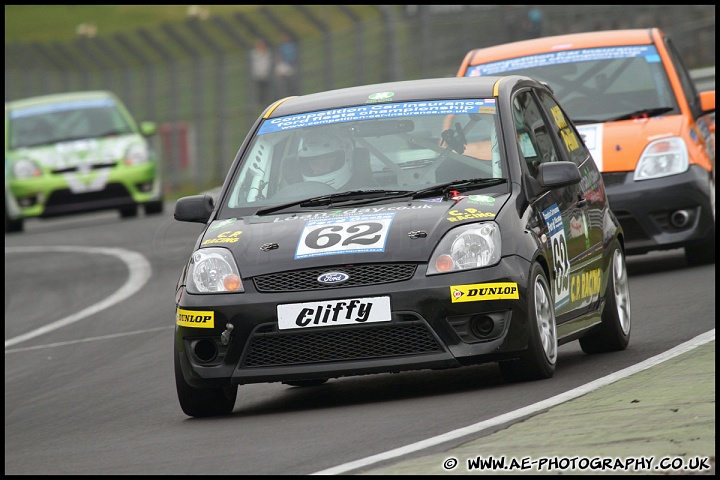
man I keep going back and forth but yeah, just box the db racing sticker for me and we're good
[176,308,215,328]
[451,283,519,303]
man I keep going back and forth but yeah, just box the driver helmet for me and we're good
[297,131,353,188]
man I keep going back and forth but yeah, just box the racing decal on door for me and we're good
[277,296,392,330]
[543,203,571,310]
[176,308,215,328]
[294,213,395,259]
[570,268,601,304]
[450,282,519,303]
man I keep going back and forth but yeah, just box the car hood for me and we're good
[201,194,509,278]
[8,134,142,169]
[576,115,685,173]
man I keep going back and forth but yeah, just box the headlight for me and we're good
[186,247,244,293]
[634,137,688,181]
[12,158,42,178]
[124,143,149,165]
[427,222,501,275]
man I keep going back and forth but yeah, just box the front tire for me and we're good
[579,240,631,353]
[499,262,557,382]
[144,200,164,215]
[5,214,23,233]
[686,176,715,266]
[174,343,237,418]
[685,233,715,266]
[119,205,138,218]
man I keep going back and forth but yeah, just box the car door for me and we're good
[535,87,606,317]
[512,88,597,321]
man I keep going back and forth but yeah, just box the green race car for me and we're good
[5,90,164,233]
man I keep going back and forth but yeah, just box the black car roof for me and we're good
[267,75,533,118]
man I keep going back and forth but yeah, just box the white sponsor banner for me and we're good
[277,296,391,330]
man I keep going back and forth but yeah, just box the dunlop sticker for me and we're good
[451,282,519,303]
[176,308,215,328]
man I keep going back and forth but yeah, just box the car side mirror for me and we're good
[174,194,215,224]
[698,90,715,115]
[537,161,582,190]
[139,121,158,137]
[524,161,581,202]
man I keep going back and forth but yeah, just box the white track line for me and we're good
[312,329,715,475]
[4,246,152,348]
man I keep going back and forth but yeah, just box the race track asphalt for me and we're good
[323,332,715,475]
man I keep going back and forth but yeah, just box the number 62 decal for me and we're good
[295,213,395,259]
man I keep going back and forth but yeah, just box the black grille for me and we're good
[601,172,628,188]
[253,263,417,292]
[42,184,133,217]
[242,321,443,367]
[52,162,118,174]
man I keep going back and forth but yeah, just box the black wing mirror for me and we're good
[174,194,215,224]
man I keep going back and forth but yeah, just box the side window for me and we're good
[536,89,590,167]
[512,90,559,176]
[665,37,700,116]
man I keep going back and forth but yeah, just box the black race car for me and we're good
[173,75,632,417]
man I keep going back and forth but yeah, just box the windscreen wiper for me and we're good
[607,107,674,122]
[411,178,507,200]
[255,189,412,216]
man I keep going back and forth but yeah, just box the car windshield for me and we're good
[8,97,134,149]
[465,45,679,123]
[224,98,507,211]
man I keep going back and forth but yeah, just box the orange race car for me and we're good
[457,28,715,266]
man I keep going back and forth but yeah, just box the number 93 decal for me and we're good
[295,213,396,259]
[542,203,571,309]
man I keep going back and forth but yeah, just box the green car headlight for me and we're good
[124,143,150,165]
[11,158,42,178]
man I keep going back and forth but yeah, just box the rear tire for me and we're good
[499,262,557,382]
[579,240,631,353]
[174,343,237,418]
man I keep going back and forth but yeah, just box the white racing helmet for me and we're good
[297,131,353,188]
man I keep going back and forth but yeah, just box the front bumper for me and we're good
[602,165,714,255]
[175,255,533,388]
[7,163,161,218]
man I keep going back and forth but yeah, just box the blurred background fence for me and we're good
[5,5,716,196]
